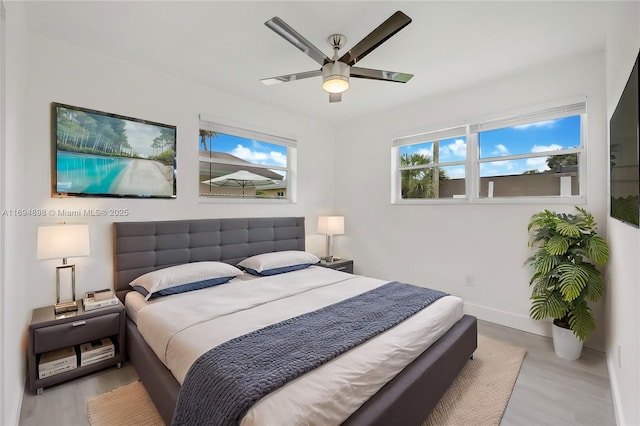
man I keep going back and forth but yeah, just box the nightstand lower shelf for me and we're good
[33,355,124,395]
[28,302,126,394]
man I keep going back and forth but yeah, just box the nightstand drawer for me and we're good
[318,259,354,274]
[33,312,120,353]
[333,264,352,273]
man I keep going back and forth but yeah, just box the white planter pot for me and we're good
[552,323,583,360]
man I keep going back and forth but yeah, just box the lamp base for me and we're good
[321,255,337,262]
[54,300,78,315]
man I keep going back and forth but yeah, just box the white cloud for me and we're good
[446,166,466,179]
[531,144,563,153]
[526,157,549,172]
[493,144,510,156]
[231,144,287,167]
[417,147,433,158]
[442,138,466,158]
[514,119,557,130]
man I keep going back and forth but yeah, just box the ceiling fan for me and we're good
[260,11,414,103]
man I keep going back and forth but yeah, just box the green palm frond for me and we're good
[530,291,568,320]
[575,206,596,229]
[555,221,581,238]
[583,265,605,302]
[557,263,591,301]
[545,236,570,255]
[525,206,609,342]
[527,210,558,232]
[584,236,610,265]
[531,275,559,297]
[568,299,595,341]
[529,250,560,275]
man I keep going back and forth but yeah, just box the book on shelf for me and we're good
[38,346,77,372]
[80,337,114,360]
[80,350,115,367]
[92,289,114,302]
[38,362,76,379]
[83,293,119,311]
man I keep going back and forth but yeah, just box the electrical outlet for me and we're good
[465,274,475,286]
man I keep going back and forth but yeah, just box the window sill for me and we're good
[198,197,295,205]
[392,195,587,205]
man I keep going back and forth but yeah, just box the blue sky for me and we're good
[202,133,287,168]
[400,115,580,179]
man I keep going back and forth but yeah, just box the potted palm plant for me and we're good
[526,206,609,360]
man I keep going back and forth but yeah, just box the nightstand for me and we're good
[27,300,126,394]
[317,259,354,274]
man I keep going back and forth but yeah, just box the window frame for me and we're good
[199,118,297,203]
[391,101,587,204]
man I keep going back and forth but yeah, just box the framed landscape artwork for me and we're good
[52,103,177,198]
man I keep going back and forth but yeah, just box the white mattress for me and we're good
[126,266,463,425]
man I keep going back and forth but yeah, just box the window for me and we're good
[199,120,295,201]
[392,102,585,202]
[395,126,467,200]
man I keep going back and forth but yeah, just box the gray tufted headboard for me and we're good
[113,217,305,300]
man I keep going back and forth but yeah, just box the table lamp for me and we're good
[317,216,344,262]
[37,223,90,314]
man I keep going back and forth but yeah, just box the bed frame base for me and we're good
[343,314,477,425]
[126,314,477,425]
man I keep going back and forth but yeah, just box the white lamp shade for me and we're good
[37,224,90,260]
[317,216,345,235]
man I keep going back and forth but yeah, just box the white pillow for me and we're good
[129,261,243,300]
[238,250,320,276]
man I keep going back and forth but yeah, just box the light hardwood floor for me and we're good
[18,320,616,426]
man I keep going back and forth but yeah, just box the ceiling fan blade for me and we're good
[339,11,412,66]
[329,93,342,103]
[265,17,331,66]
[260,70,322,86]
[350,67,413,83]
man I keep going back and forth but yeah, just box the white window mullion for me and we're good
[579,114,587,201]
[467,131,478,201]
[391,146,401,203]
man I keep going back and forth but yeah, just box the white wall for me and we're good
[22,34,337,310]
[5,3,637,425]
[334,51,609,350]
[2,23,336,423]
[604,2,640,425]
[1,1,28,425]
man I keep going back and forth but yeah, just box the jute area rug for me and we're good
[87,335,525,426]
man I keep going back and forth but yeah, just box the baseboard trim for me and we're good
[464,302,550,335]
[463,302,604,351]
[606,355,625,426]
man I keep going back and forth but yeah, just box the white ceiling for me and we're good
[23,1,610,125]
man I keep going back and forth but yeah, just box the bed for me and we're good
[113,217,477,425]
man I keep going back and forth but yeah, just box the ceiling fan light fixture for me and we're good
[322,61,350,94]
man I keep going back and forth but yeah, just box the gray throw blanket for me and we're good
[171,281,447,426]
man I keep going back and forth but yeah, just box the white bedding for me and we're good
[126,266,463,425]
